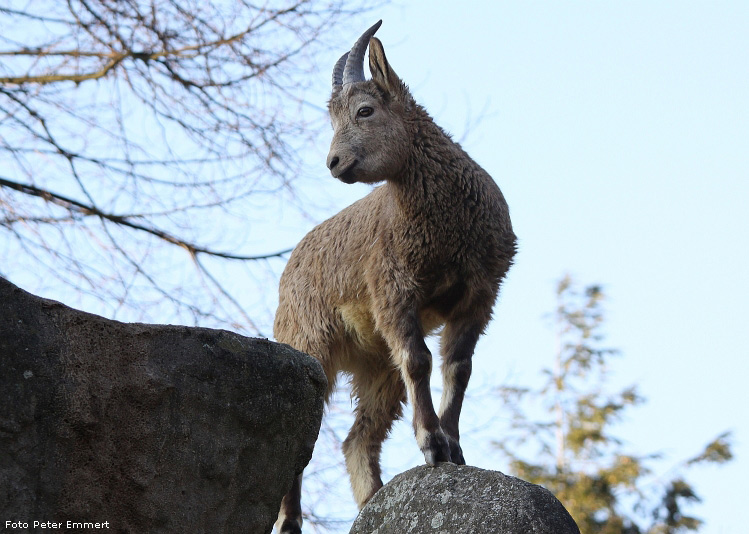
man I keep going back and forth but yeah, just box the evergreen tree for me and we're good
[494,275,732,533]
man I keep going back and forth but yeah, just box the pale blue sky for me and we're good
[294,1,748,532]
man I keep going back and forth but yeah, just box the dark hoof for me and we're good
[279,519,302,534]
[449,439,465,465]
[422,431,451,466]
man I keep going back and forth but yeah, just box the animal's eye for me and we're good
[357,106,374,118]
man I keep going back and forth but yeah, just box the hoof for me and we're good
[447,436,465,465]
[421,431,451,466]
[278,519,302,534]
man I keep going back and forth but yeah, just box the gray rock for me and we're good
[0,276,326,534]
[350,463,580,534]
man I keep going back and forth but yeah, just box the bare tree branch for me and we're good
[0,4,387,529]
[0,0,381,335]
[0,176,292,261]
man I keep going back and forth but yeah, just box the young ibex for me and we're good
[274,21,516,533]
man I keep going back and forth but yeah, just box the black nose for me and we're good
[328,155,339,170]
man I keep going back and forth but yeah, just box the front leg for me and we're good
[400,330,452,465]
[379,308,451,466]
[438,320,482,465]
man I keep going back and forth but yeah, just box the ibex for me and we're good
[274,21,516,533]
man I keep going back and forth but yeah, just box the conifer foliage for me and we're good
[494,275,732,533]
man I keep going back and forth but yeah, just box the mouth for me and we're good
[332,160,358,184]
[338,171,358,184]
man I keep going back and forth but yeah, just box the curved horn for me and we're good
[332,52,349,88]
[342,20,382,85]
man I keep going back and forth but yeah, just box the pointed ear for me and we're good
[369,37,405,98]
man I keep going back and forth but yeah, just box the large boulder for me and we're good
[0,277,326,534]
[350,464,580,534]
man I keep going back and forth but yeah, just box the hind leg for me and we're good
[437,319,484,465]
[343,366,406,508]
[276,473,303,533]
[275,367,336,533]
[273,337,337,534]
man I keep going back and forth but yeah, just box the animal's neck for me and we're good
[390,113,481,222]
